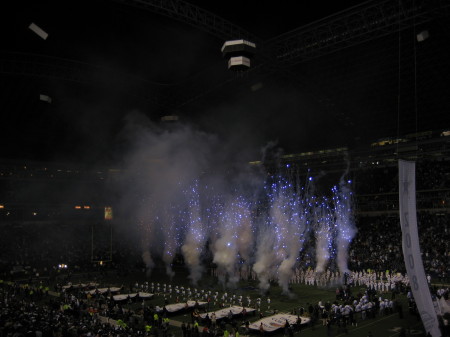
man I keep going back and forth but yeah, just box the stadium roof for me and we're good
[1,0,449,164]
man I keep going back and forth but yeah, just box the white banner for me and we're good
[398,160,441,337]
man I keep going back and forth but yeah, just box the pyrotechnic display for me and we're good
[1,0,450,336]
[120,121,357,291]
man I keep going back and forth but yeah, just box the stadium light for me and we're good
[221,39,256,71]
[39,94,52,103]
[29,22,48,40]
[417,30,429,42]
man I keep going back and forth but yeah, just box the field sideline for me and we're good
[43,265,434,337]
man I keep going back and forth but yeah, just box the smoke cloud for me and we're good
[333,176,357,276]
[113,111,356,291]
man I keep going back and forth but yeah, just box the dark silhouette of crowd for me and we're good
[348,212,449,281]
[0,280,181,337]
[0,222,145,284]
[353,159,450,195]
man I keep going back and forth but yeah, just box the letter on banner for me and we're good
[398,160,440,337]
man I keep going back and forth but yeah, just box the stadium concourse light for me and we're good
[417,30,429,42]
[221,39,256,71]
[161,115,179,122]
[39,94,52,103]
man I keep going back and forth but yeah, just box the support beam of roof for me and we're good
[112,0,260,43]
[266,0,450,66]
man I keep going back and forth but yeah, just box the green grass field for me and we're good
[58,266,431,337]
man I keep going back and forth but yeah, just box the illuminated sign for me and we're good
[105,206,113,220]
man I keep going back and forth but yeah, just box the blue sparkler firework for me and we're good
[332,178,357,275]
[136,168,355,290]
[181,179,205,285]
[122,121,356,290]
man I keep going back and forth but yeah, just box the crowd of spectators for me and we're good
[0,213,448,285]
[348,212,450,281]
[0,222,144,284]
[0,280,169,337]
[352,159,450,195]
[353,165,398,195]
[4,275,445,337]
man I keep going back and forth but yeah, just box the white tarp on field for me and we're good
[155,300,207,313]
[247,314,310,332]
[85,287,122,295]
[113,292,154,301]
[199,306,256,320]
